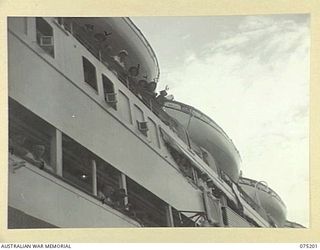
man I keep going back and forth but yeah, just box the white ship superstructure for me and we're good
[8,17,300,228]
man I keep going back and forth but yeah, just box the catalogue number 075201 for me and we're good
[300,244,318,248]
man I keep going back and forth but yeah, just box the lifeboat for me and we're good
[239,177,287,227]
[163,100,241,182]
[61,17,160,83]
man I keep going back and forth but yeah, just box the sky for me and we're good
[132,14,310,227]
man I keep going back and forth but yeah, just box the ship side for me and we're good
[8,17,292,228]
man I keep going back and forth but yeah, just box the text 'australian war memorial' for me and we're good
[7,17,304,228]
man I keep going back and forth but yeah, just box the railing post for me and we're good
[119,173,128,206]
[91,159,97,196]
[166,205,174,227]
[50,129,62,176]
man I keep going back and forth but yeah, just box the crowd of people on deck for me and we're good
[76,21,170,111]
[109,47,180,131]
[108,49,166,111]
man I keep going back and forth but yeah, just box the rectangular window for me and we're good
[82,57,98,91]
[147,117,160,148]
[36,17,54,57]
[62,135,93,194]
[96,158,121,198]
[62,133,129,213]
[9,98,55,173]
[127,178,167,227]
[134,105,148,136]
[134,105,144,122]
[96,159,127,209]
[102,74,117,110]
[118,91,132,124]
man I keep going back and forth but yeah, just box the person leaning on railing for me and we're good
[9,153,25,173]
[9,134,28,173]
[98,184,115,205]
[110,188,127,209]
[155,90,168,107]
[25,144,54,173]
[98,185,127,210]
[140,80,157,107]
[111,50,129,85]
[9,135,26,173]
[113,49,128,69]
[127,65,140,95]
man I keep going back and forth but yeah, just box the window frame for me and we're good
[102,74,117,110]
[82,56,98,92]
[35,17,55,58]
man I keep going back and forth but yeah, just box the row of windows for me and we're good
[82,56,162,147]
[8,99,201,227]
[34,17,161,149]
[9,97,260,227]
